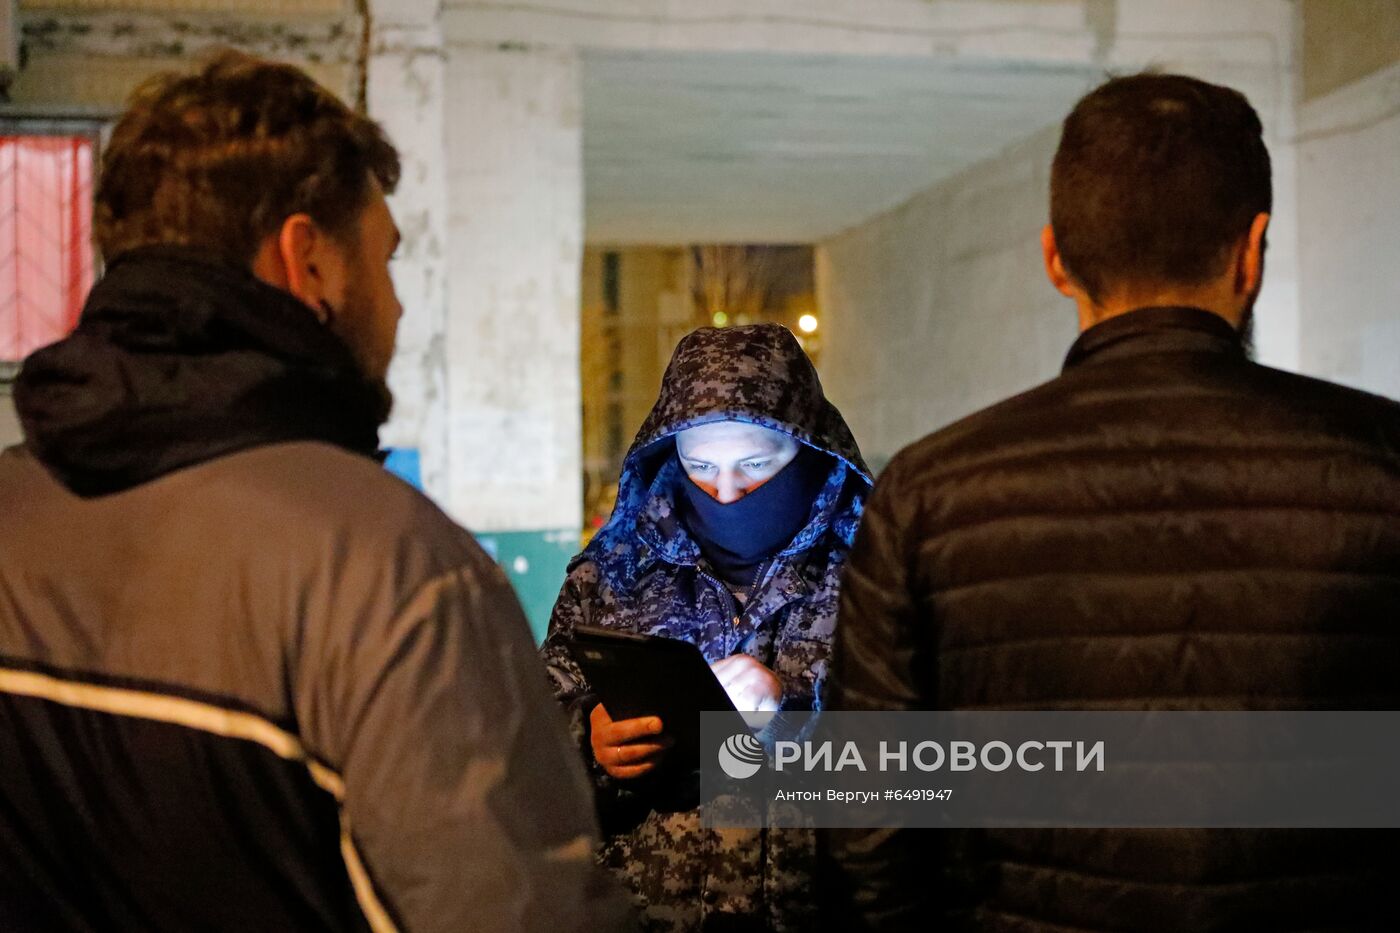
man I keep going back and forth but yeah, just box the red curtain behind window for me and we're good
[0,136,95,363]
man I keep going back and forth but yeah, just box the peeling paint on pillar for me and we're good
[441,42,584,532]
[20,12,360,63]
[10,10,362,106]
[366,15,452,506]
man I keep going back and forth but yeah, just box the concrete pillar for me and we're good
[1294,0,1400,400]
[366,0,451,502]
[442,43,584,635]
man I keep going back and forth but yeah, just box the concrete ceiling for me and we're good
[582,49,1100,245]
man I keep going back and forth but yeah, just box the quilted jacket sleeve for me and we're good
[539,564,614,792]
[821,453,934,931]
[828,452,927,712]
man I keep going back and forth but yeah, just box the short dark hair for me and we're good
[95,50,401,265]
[1049,72,1271,302]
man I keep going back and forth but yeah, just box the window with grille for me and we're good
[0,134,96,367]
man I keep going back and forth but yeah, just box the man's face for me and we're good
[676,421,800,504]
[330,179,403,388]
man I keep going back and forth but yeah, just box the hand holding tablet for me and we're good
[569,625,761,779]
[589,703,673,780]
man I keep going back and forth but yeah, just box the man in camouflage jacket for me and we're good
[541,324,872,932]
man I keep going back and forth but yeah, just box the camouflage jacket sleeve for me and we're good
[540,564,690,821]
[542,564,665,806]
[541,563,598,711]
[540,564,610,789]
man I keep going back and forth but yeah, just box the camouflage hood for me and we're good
[582,323,871,586]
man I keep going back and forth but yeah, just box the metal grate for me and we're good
[0,136,95,363]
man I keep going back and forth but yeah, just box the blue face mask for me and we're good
[676,442,832,586]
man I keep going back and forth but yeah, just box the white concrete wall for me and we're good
[817,126,1071,470]
[368,0,452,500]
[442,44,584,531]
[1297,58,1400,401]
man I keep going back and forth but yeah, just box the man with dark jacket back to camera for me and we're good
[824,73,1400,931]
[0,52,631,933]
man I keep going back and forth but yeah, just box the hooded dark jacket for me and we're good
[0,248,631,933]
[824,307,1400,932]
[541,324,872,932]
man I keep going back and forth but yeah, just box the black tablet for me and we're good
[569,625,750,771]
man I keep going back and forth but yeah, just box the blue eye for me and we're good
[742,461,771,472]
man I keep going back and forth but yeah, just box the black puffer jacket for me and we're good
[824,307,1400,932]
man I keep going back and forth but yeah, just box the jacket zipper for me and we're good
[695,567,737,657]
[696,568,740,629]
[699,559,774,626]
[745,560,769,602]
[696,559,779,659]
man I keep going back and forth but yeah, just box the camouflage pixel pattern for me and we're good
[541,324,872,931]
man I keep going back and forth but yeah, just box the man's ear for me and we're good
[1236,211,1270,297]
[1041,224,1076,298]
[249,214,331,320]
[275,214,332,320]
